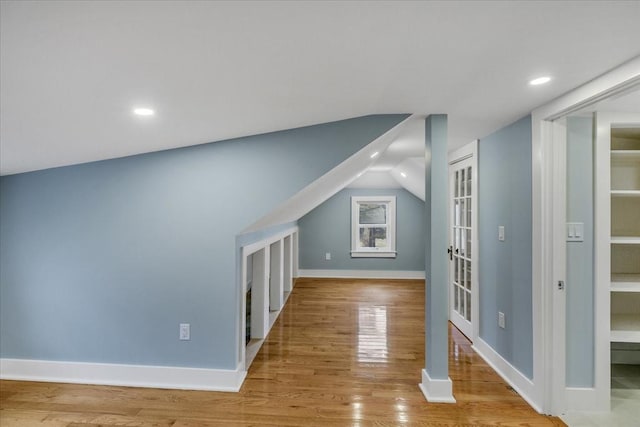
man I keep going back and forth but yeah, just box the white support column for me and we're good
[251,248,270,339]
[269,240,284,312]
[283,235,293,292]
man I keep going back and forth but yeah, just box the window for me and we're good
[351,196,396,258]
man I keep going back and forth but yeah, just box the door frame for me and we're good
[448,140,479,344]
[531,57,640,415]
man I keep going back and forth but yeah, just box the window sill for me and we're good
[351,251,397,258]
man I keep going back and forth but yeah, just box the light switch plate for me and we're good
[567,222,584,242]
[498,226,505,241]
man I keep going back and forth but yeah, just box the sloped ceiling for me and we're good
[390,158,426,201]
[243,115,417,233]
[244,115,425,232]
[1,1,640,175]
[348,117,426,199]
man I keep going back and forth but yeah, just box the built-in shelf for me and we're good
[611,190,640,197]
[611,273,640,292]
[609,127,640,347]
[612,273,640,283]
[246,287,294,368]
[611,236,640,244]
[611,150,640,160]
[611,149,640,157]
[611,314,640,343]
[242,227,299,372]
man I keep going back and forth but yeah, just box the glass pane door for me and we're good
[449,159,473,339]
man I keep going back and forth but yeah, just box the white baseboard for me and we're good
[472,337,541,413]
[419,369,455,403]
[298,269,425,279]
[0,358,247,392]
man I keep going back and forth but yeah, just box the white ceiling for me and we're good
[1,1,640,175]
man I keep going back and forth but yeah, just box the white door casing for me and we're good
[531,57,640,415]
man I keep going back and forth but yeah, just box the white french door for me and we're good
[448,154,475,340]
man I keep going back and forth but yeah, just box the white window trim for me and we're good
[351,196,397,258]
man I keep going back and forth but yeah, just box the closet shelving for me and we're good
[609,127,640,343]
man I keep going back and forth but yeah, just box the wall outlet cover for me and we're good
[179,323,190,340]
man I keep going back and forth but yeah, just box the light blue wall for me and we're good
[478,115,533,379]
[566,116,594,387]
[0,114,407,369]
[298,188,425,271]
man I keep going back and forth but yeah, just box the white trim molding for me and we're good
[298,269,425,279]
[448,139,477,165]
[419,369,456,403]
[241,225,299,258]
[0,358,247,392]
[472,338,541,413]
[534,57,640,121]
[350,251,397,258]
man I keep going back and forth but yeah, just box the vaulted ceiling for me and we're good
[1,1,639,175]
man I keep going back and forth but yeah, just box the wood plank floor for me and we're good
[1,278,565,426]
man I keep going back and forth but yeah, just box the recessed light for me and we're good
[400,172,407,178]
[133,107,155,116]
[370,151,379,159]
[529,76,551,86]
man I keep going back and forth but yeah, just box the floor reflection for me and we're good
[395,400,409,423]
[357,304,388,363]
[351,401,363,420]
[0,279,566,426]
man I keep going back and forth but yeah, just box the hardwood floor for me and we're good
[1,278,565,426]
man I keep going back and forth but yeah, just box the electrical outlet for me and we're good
[179,323,190,340]
[498,312,506,329]
[325,252,331,261]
